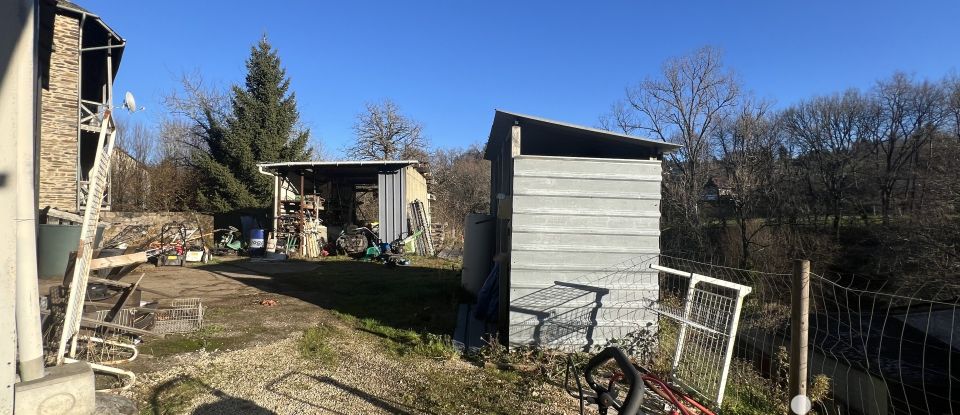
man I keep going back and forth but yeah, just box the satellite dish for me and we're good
[123,91,143,112]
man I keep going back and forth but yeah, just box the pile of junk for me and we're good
[267,184,435,267]
[38,208,206,391]
[333,223,427,267]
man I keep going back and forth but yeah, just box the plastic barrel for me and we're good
[249,228,265,256]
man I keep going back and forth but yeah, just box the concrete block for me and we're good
[14,362,95,415]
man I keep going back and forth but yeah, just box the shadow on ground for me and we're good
[148,375,277,415]
[195,257,463,336]
[265,371,435,415]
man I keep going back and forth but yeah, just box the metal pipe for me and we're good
[79,43,125,52]
[1,3,34,407]
[9,0,45,382]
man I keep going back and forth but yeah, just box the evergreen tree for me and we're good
[194,35,311,212]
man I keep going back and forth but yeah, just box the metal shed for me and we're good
[483,110,681,350]
[257,160,430,244]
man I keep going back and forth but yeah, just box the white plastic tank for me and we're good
[461,214,495,295]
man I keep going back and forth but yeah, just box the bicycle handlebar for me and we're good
[583,347,644,415]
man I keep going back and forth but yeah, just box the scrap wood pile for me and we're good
[275,194,327,259]
[300,217,325,258]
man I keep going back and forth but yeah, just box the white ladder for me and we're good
[56,110,117,364]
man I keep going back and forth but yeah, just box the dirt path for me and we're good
[117,260,588,414]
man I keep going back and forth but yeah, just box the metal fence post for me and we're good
[789,259,810,411]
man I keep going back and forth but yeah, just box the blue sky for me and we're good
[88,0,960,157]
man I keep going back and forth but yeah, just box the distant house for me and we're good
[110,148,150,211]
[38,0,124,212]
[701,176,735,202]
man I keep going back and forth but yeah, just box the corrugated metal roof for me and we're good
[257,160,419,170]
[485,110,682,160]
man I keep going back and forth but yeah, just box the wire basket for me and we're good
[91,308,141,329]
[152,298,204,334]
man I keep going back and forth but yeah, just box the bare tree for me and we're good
[869,73,947,224]
[712,100,780,267]
[782,90,870,235]
[347,99,428,160]
[611,46,740,248]
[944,73,960,142]
[429,145,490,246]
[111,119,155,211]
[163,72,230,162]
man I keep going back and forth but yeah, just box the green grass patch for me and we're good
[283,257,462,336]
[403,366,545,415]
[357,317,458,360]
[140,376,205,415]
[138,325,242,356]
[297,324,338,365]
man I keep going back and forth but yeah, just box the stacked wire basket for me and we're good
[89,298,204,334]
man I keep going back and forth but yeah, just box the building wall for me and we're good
[404,166,436,252]
[377,168,407,242]
[507,155,662,350]
[404,167,430,220]
[39,12,79,211]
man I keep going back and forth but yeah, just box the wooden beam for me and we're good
[103,274,143,323]
[44,207,84,224]
[89,251,147,271]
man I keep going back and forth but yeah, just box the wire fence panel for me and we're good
[510,252,957,414]
[653,255,959,415]
[804,271,958,415]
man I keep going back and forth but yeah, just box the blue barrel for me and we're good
[249,228,265,256]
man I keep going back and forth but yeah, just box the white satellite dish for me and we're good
[123,91,144,112]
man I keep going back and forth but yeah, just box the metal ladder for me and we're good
[410,199,434,256]
[56,110,117,364]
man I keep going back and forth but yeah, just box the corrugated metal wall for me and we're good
[377,168,407,242]
[508,155,661,350]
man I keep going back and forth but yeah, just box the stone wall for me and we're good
[39,12,80,211]
[100,212,215,248]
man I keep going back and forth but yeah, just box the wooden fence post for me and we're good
[789,259,811,410]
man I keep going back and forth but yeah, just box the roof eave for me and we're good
[485,109,683,159]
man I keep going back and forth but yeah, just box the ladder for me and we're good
[410,199,434,256]
[55,110,117,364]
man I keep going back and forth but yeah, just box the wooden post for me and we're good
[789,259,810,410]
[272,175,280,239]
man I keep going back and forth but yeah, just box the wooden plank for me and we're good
[104,274,143,323]
[89,251,147,271]
[45,207,84,224]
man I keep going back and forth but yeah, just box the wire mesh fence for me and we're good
[513,252,959,414]
[655,255,957,414]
